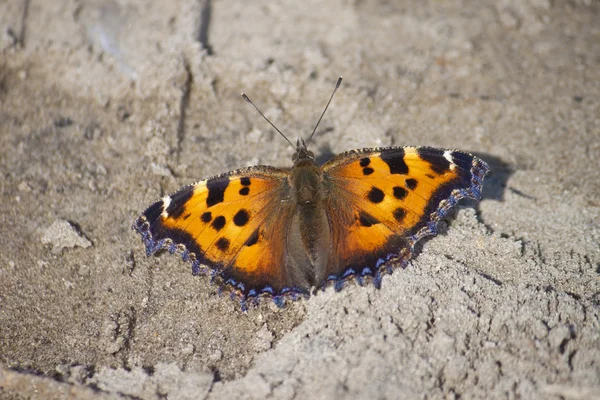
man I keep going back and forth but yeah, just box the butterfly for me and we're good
[134,77,490,310]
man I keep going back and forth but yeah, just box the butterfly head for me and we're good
[292,138,315,166]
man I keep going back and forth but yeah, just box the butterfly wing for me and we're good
[134,166,300,297]
[321,146,489,284]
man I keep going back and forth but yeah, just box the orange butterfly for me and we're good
[134,78,489,309]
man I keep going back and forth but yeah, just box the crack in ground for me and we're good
[176,57,193,163]
[125,249,136,277]
[112,307,137,370]
[18,0,30,48]
[196,0,214,55]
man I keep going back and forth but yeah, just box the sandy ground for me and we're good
[1,0,599,399]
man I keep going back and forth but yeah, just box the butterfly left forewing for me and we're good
[321,146,489,282]
[134,166,298,296]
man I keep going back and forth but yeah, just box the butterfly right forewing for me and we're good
[321,146,489,282]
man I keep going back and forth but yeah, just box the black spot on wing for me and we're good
[211,215,226,231]
[417,148,450,175]
[165,186,194,219]
[393,186,408,200]
[233,209,250,226]
[359,212,380,227]
[201,211,212,223]
[393,207,406,222]
[405,178,418,190]
[244,229,259,247]
[143,200,164,224]
[367,187,385,203]
[380,148,409,175]
[216,237,230,252]
[240,177,251,186]
[362,167,374,175]
[359,157,371,167]
[239,187,250,196]
[206,178,229,207]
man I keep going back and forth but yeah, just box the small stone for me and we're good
[18,181,31,192]
[209,349,223,362]
[63,279,75,289]
[78,264,91,276]
[68,365,91,384]
[548,325,572,351]
[531,319,549,339]
[151,162,173,177]
[252,323,274,352]
[41,220,92,254]
[181,343,195,356]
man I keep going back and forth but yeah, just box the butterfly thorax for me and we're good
[290,162,322,204]
[290,138,322,204]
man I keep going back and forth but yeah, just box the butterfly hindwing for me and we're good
[322,146,489,280]
[135,166,297,295]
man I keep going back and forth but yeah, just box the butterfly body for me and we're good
[135,139,489,307]
[286,139,332,288]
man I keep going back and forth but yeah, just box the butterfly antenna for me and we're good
[241,93,295,149]
[306,76,342,146]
